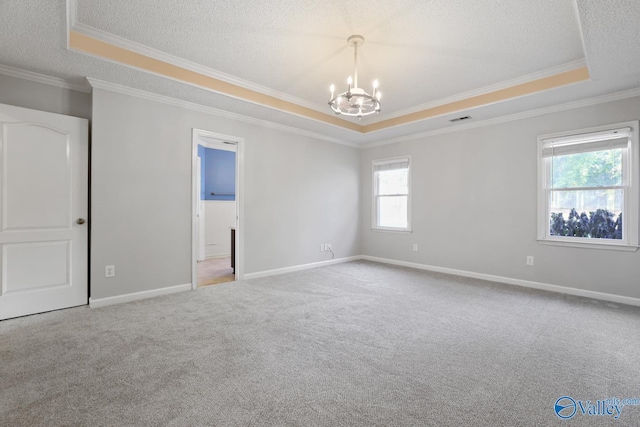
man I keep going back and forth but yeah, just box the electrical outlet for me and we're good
[105,265,116,278]
[319,244,324,252]
[326,243,332,251]
[413,244,418,252]
[526,256,534,266]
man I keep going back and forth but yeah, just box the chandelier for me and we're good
[328,35,381,118]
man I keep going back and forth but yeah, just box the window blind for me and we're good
[542,128,630,157]
[373,158,409,172]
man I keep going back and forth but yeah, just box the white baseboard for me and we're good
[88,257,640,309]
[89,283,192,308]
[361,255,640,307]
[243,256,361,280]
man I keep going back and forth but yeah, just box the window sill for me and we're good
[537,238,639,252]
[372,227,412,234]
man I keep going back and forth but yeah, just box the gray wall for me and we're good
[5,71,638,302]
[0,74,91,119]
[360,96,640,299]
[91,88,360,300]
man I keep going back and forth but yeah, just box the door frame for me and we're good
[191,129,244,289]
[195,156,206,261]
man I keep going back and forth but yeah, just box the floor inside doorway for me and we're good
[197,256,235,287]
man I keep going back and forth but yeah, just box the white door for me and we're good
[0,103,88,320]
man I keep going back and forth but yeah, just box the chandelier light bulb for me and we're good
[347,76,353,85]
[373,80,379,89]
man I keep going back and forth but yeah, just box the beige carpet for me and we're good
[197,256,235,287]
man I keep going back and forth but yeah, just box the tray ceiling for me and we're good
[1,0,640,145]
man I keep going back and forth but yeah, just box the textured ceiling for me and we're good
[575,0,640,80]
[1,0,640,146]
[74,0,584,114]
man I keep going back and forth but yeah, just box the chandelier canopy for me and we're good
[328,35,381,118]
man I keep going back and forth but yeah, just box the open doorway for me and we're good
[191,129,243,289]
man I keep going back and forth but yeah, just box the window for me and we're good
[373,156,411,231]
[538,122,639,250]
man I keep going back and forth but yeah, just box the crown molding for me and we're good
[67,8,329,116]
[0,64,90,93]
[86,77,357,148]
[361,86,640,149]
[366,59,588,125]
[68,28,362,133]
[67,0,330,115]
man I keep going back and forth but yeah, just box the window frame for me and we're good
[372,155,412,233]
[537,121,639,251]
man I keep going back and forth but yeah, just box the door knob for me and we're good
[76,218,86,225]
